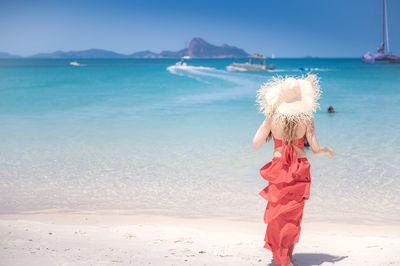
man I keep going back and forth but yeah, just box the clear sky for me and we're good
[0,0,399,57]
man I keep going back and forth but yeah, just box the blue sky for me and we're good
[0,0,399,57]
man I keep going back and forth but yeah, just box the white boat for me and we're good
[362,0,400,64]
[227,53,275,72]
[69,61,82,67]
[173,56,191,67]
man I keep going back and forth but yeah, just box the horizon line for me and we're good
[0,55,364,59]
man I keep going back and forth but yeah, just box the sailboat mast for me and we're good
[383,0,390,52]
[382,0,385,51]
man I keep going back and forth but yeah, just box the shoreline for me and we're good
[1,212,399,265]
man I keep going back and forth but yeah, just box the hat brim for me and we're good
[256,75,321,122]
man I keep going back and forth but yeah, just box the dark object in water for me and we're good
[327,105,335,113]
[299,67,311,72]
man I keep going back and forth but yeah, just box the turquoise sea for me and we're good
[0,58,399,225]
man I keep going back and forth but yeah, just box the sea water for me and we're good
[0,58,399,225]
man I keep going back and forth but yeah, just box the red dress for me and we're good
[259,137,311,265]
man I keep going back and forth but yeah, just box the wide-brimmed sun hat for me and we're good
[256,74,321,123]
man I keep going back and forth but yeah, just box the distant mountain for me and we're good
[182,37,248,58]
[2,38,250,59]
[30,49,126,59]
[129,50,161,58]
[158,38,248,58]
[0,52,21,59]
[159,49,186,58]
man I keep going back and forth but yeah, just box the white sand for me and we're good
[1,212,399,266]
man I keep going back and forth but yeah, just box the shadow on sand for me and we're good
[268,253,348,266]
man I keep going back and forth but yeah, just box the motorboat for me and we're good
[69,61,82,67]
[174,55,191,67]
[362,0,400,64]
[227,53,275,72]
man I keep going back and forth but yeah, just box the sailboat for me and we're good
[362,0,400,64]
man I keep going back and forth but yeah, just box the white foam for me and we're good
[166,64,265,106]
[167,65,220,75]
[167,64,260,84]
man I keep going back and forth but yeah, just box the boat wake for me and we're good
[226,65,282,72]
[166,64,262,105]
[167,64,255,85]
[167,64,218,74]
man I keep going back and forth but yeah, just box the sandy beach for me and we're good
[1,212,399,266]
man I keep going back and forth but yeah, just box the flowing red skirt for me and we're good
[259,150,311,265]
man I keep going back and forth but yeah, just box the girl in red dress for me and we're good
[252,74,335,266]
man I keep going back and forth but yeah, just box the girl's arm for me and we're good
[305,119,335,158]
[252,117,272,150]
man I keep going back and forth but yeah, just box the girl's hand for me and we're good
[323,147,335,158]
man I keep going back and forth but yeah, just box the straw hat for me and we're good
[256,74,321,124]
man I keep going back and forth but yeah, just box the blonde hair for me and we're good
[282,117,299,144]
